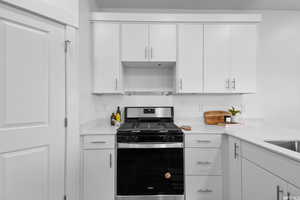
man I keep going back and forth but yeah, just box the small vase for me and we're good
[231,115,238,123]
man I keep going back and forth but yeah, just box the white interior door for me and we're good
[204,24,231,93]
[177,24,204,93]
[230,24,257,93]
[149,24,177,62]
[0,7,66,200]
[121,23,148,62]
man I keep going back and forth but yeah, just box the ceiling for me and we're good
[94,0,300,10]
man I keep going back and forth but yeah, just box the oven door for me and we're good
[117,145,184,200]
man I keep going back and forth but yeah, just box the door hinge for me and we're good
[64,40,71,53]
[64,117,68,128]
[63,195,67,200]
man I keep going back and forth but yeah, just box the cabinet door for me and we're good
[204,24,231,93]
[231,24,257,93]
[227,137,242,200]
[177,24,203,93]
[149,24,176,62]
[93,23,121,93]
[242,159,287,200]
[185,148,222,175]
[121,23,148,61]
[83,149,115,200]
[186,176,223,200]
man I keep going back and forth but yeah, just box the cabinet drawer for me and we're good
[82,135,115,149]
[185,148,222,175]
[185,135,222,148]
[186,176,223,200]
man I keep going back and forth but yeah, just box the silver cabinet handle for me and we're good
[197,140,211,143]
[145,46,148,59]
[232,78,236,90]
[197,161,211,165]
[90,141,107,144]
[115,78,118,90]
[150,47,153,59]
[198,189,213,193]
[277,186,284,200]
[109,153,112,168]
[226,79,230,89]
[180,79,183,90]
[234,143,239,159]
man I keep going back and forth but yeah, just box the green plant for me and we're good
[228,106,241,116]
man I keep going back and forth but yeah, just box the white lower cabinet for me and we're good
[186,176,223,200]
[227,137,242,200]
[242,158,287,200]
[82,135,115,200]
[83,149,115,200]
[185,148,222,175]
[185,134,223,200]
[239,140,300,200]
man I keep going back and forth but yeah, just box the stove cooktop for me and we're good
[118,122,181,133]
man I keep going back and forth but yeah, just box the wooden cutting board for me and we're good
[204,111,231,125]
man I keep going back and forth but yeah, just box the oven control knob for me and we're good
[164,172,172,179]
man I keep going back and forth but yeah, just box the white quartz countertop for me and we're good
[80,118,300,162]
[80,119,119,135]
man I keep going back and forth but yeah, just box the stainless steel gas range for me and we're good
[116,107,184,200]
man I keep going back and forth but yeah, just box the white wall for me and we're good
[79,0,99,123]
[94,0,300,10]
[79,7,300,128]
[244,11,300,129]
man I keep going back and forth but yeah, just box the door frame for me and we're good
[65,25,80,200]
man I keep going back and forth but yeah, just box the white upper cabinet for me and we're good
[177,24,204,93]
[91,13,260,94]
[204,24,231,93]
[149,24,177,62]
[230,24,257,93]
[121,23,176,62]
[93,23,122,94]
[121,24,148,62]
[204,24,257,93]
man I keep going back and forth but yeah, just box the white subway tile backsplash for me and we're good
[91,94,245,120]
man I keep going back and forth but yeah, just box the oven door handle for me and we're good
[117,142,184,149]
